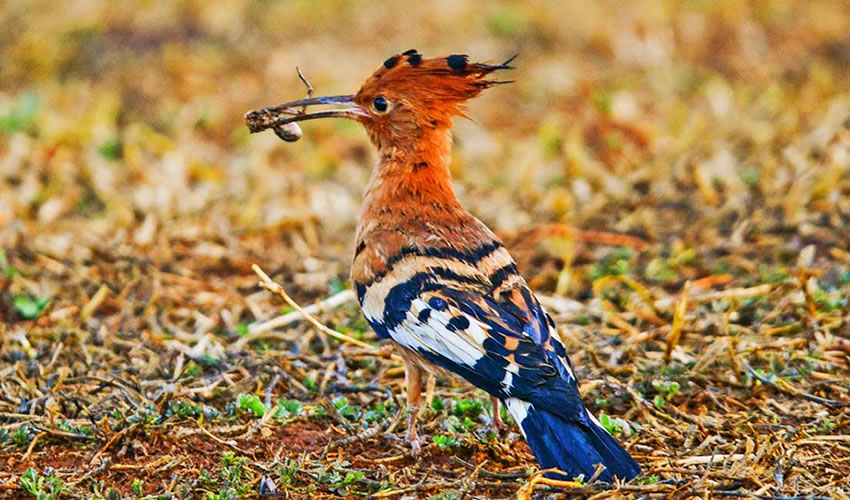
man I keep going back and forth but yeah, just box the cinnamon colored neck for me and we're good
[361,128,462,216]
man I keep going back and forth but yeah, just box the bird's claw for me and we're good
[405,433,421,458]
[483,420,506,437]
[483,407,506,437]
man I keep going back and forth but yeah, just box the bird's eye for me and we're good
[372,96,389,113]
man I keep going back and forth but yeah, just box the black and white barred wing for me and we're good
[366,283,588,421]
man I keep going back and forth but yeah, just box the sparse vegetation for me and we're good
[1,0,849,498]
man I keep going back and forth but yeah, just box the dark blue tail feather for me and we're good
[518,404,640,482]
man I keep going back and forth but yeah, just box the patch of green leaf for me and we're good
[432,434,459,450]
[97,137,122,160]
[127,405,161,427]
[276,457,301,488]
[201,451,251,499]
[589,248,632,280]
[813,288,846,312]
[645,257,678,282]
[0,92,40,134]
[12,425,34,446]
[273,398,303,420]
[328,277,347,295]
[652,380,680,409]
[236,394,267,417]
[817,418,836,433]
[13,295,49,319]
[183,360,202,377]
[332,396,360,420]
[431,396,445,412]
[20,467,67,500]
[54,420,92,436]
[599,413,631,437]
[430,491,462,500]
[451,397,484,420]
[131,478,144,496]
[641,474,660,485]
[315,461,367,496]
[168,400,203,420]
[592,90,613,114]
[0,249,21,278]
[364,402,390,424]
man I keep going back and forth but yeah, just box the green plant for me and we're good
[599,413,630,436]
[589,248,632,280]
[818,418,836,433]
[276,458,301,487]
[652,380,681,408]
[13,296,49,319]
[20,468,67,500]
[331,396,360,420]
[302,377,317,392]
[273,399,303,420]
[131,478,144,496]
[0,92,40,134]
[97,137,121,160]
[364,402,390,424]
[13,426,34,446]
[168,400,203,419]
[432,434,458,449]
[197,452,253,498]
[236,394,267,417]
[451,397,484,419]
[430,396,445,411]
[641,474,660,485]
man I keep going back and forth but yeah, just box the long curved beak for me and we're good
[244,94,366,133]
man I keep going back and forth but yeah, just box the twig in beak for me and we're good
[245,67,360,138]
[296,66,314,112]
[271,66,314,142]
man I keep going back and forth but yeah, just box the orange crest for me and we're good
[351,50,515,146]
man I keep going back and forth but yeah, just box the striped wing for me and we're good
[356,242,587,420]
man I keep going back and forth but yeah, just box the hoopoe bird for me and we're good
[246,50,640,482]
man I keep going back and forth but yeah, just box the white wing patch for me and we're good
[501,371,514,391]
[388,298,487,369]
[505,398,531,434]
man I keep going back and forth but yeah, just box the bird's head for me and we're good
[249,50,515,152]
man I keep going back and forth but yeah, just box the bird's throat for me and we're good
[362,128,461,215]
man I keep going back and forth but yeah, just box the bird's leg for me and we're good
[404,361,424,456]
[486,396,506,435]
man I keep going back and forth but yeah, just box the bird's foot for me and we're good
[482,397,506,437]
[405,430,421,457]
[481,419,506,438]
[405,402,422,458]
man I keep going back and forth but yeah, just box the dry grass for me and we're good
[1,0,849,498]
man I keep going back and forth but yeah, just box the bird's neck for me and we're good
[361,128,462,217]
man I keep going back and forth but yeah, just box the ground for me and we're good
[1,0,849,498]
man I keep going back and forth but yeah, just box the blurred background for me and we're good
[1,0,849,496]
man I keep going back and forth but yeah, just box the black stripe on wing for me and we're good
[392,281,586,420]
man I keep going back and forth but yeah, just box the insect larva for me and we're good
[273,122,303,142]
